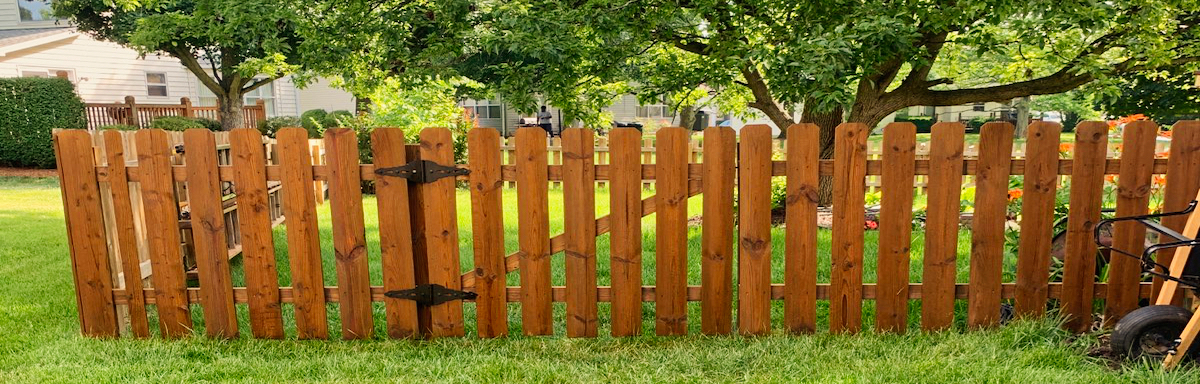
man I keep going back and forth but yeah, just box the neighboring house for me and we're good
[898,102,1018,123]
[0,1,354,119]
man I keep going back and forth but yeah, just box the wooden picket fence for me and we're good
[55,120,1199,339]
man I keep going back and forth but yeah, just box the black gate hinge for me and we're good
[384,284,477,306]
[374,160,469,183]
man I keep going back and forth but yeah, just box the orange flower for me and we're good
[1157,150,1170,158]
[1059,143,1074,153]
[1105,174,1118,184]
[1154,175,1167,186]
[1008,188,1023,201]
[1159,130,1173,138]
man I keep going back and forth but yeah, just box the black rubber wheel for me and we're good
[1111,305,1196,360]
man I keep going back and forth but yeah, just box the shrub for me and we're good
[300,109,328,137]
[323,110,354,129]
[894,116,935,133]
[0,77,86,168]
[193,117,222,131]
[99,124,138,131]
[149,116,206,131]
[257,116,300,138]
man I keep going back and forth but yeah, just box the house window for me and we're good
[18,0,60,22]
[464,99,503,119]
[145,73,168,97]
[636,97,675,119]
[20,68,74,81]
[972,103,986,112]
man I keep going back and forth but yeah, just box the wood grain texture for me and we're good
[229,129,284,339]
[1154,121,1200,305]
[562,128,597,337]
[514,128,552,336]
[324,128,374,339]
[1105,120,1158,323]
[371,128,419,338]
[55,130,118,337]
[101,130,149,338]
[655,127,689,335]
[134,129,192,338]
[419,128,466,337]
[184,129,239,338]
[785,124,819,334]
[1061,122,1109,332]
[609,127,644,336]
[876,122,916,333]
[701,126,735,335]
[830,123,868,334]
[738,125,773,335]
[406,144,433,334]
[1014,122,1062,317]
[468,128,509,338]
[967,122,1014,328]
[921,122,965,331]
[277,128,329,339]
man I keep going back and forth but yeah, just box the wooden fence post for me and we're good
[180,97,194,118]
[124,96,139,127]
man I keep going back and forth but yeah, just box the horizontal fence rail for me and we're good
[55,120,1200,340]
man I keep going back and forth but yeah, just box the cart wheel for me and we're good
[1111,305,1197,360]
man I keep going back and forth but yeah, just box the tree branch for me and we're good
[242,75,281,93]
[175,49,224,95]
[740,66,795,130]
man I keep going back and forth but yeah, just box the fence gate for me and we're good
[55,121,1200,339]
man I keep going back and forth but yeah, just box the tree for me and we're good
[1031,91,1102,131]
[1095,67,1200,124]
[55,0,302,130]
[298,0,1200,202]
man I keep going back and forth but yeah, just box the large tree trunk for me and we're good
[218,94,245,131]
[801,101,844,206]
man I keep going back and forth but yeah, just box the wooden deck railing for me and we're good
[84,96,266,130]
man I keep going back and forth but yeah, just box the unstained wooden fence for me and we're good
[55,120,1200,339]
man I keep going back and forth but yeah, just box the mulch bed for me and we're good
[0,167,57,178]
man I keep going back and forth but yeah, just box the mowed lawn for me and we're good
[1,175,1197,383]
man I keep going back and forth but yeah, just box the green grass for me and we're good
[1,175,1197,382]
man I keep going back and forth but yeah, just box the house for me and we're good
[0,2,355,119]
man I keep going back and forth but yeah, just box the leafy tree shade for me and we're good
[298,1,1200,202]
[1095,68,1200,125]
[54,0,302,130]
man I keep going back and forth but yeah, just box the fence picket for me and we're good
[101,130,150,338]
[229,129,285,339]
[655,127,689,335]
[701,126,735,335]
[468,128,508,338]
[372,128,419,338]
[1061,122,1109,332]
[921,122,965,331]
[406,144,433,334]
[1155,121,1200,305]
[183,129,239,338]
[419,128,467,337]
[515,128,553,336]
[876,122,916,333]
[55,130,118,337]
[1106,120,1158,322]
[1014,122,1062,317]
[967,122,1014,328]
[610,127,643,336]
[134,129,192,338]
[562,128,597,337]
[831,123,868,333]
[277,127,329,339]
[784,124,819,334]
[324,128,374,339]
[738,125,773,335]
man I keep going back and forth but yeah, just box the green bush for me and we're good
[895,116,935,133]
[257,116,300,138]
[99,124,138,131]
[149,116,206,131]
[0,77,86,168]
[323,110,354,129]
[300,109,328,137]
[193,117,222,131]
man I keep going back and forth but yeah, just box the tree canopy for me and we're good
[1095,68,1200,124]
[55,0,303,130]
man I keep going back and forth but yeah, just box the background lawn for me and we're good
[1,175,1197,382]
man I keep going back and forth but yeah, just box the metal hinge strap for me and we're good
[374,159,469,183]
[384,284,477,306]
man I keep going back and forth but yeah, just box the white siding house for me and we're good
[1,3,354,118]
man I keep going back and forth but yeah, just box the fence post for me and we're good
[124,96,139,127]
[180,97,194,118]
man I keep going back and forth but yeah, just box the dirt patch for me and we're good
[0,167,57,178]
